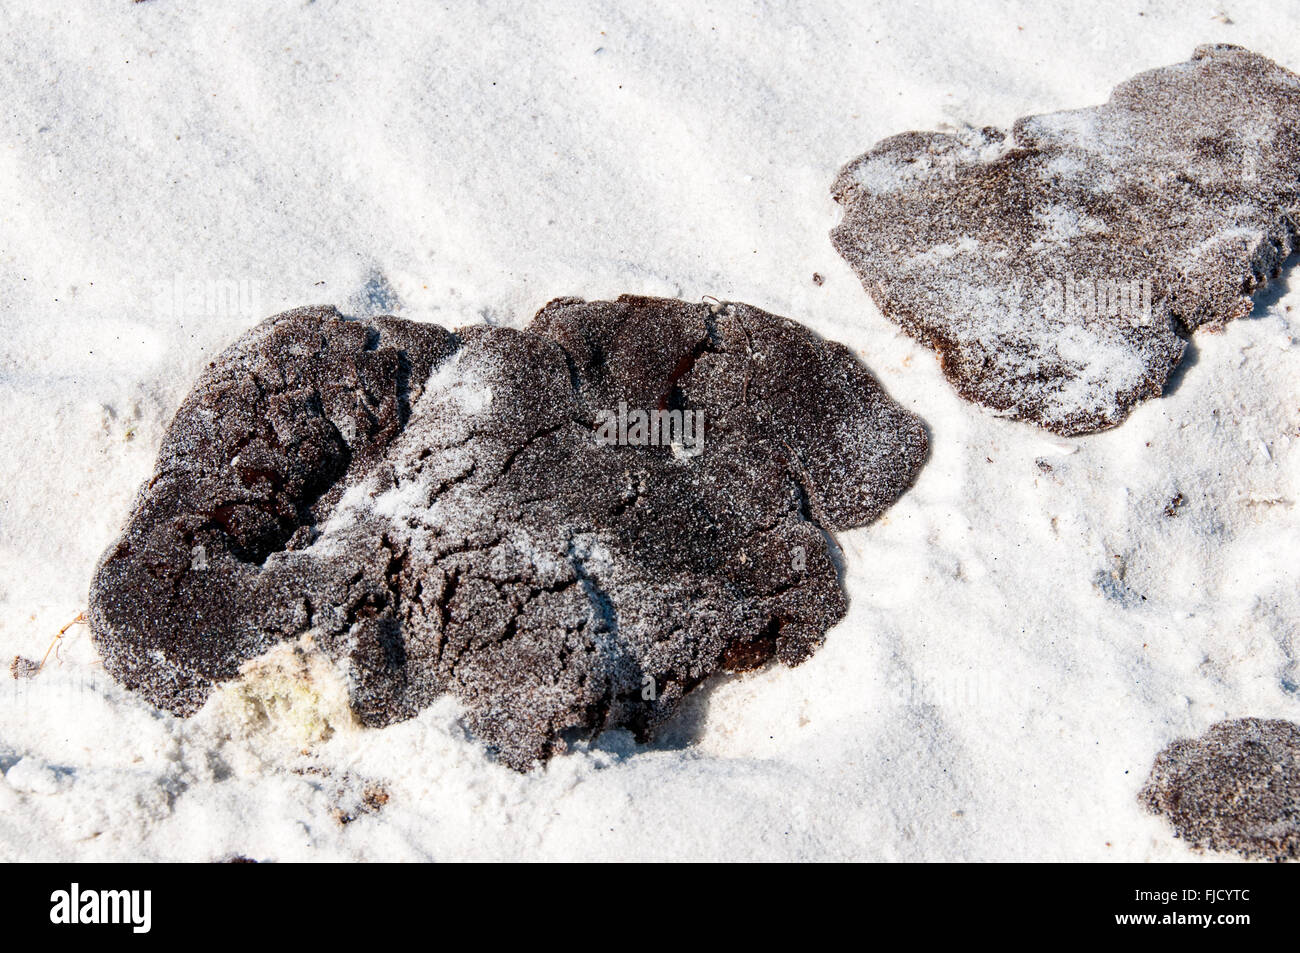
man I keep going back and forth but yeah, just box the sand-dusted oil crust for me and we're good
[831,44,1300,435]
[88,298,928,769]
[1140,718,1300,861]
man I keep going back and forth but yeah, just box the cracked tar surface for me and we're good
[89,296,928,769]
[831,44,1300,435]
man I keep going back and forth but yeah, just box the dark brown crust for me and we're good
[88,297,928,769]
[1140,718,1300,861]
[87,306,456,714]
[831,45,1300,435]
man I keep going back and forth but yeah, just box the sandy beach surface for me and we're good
[2,0,1297,861]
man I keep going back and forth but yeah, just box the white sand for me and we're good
[1,0,1297,861]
